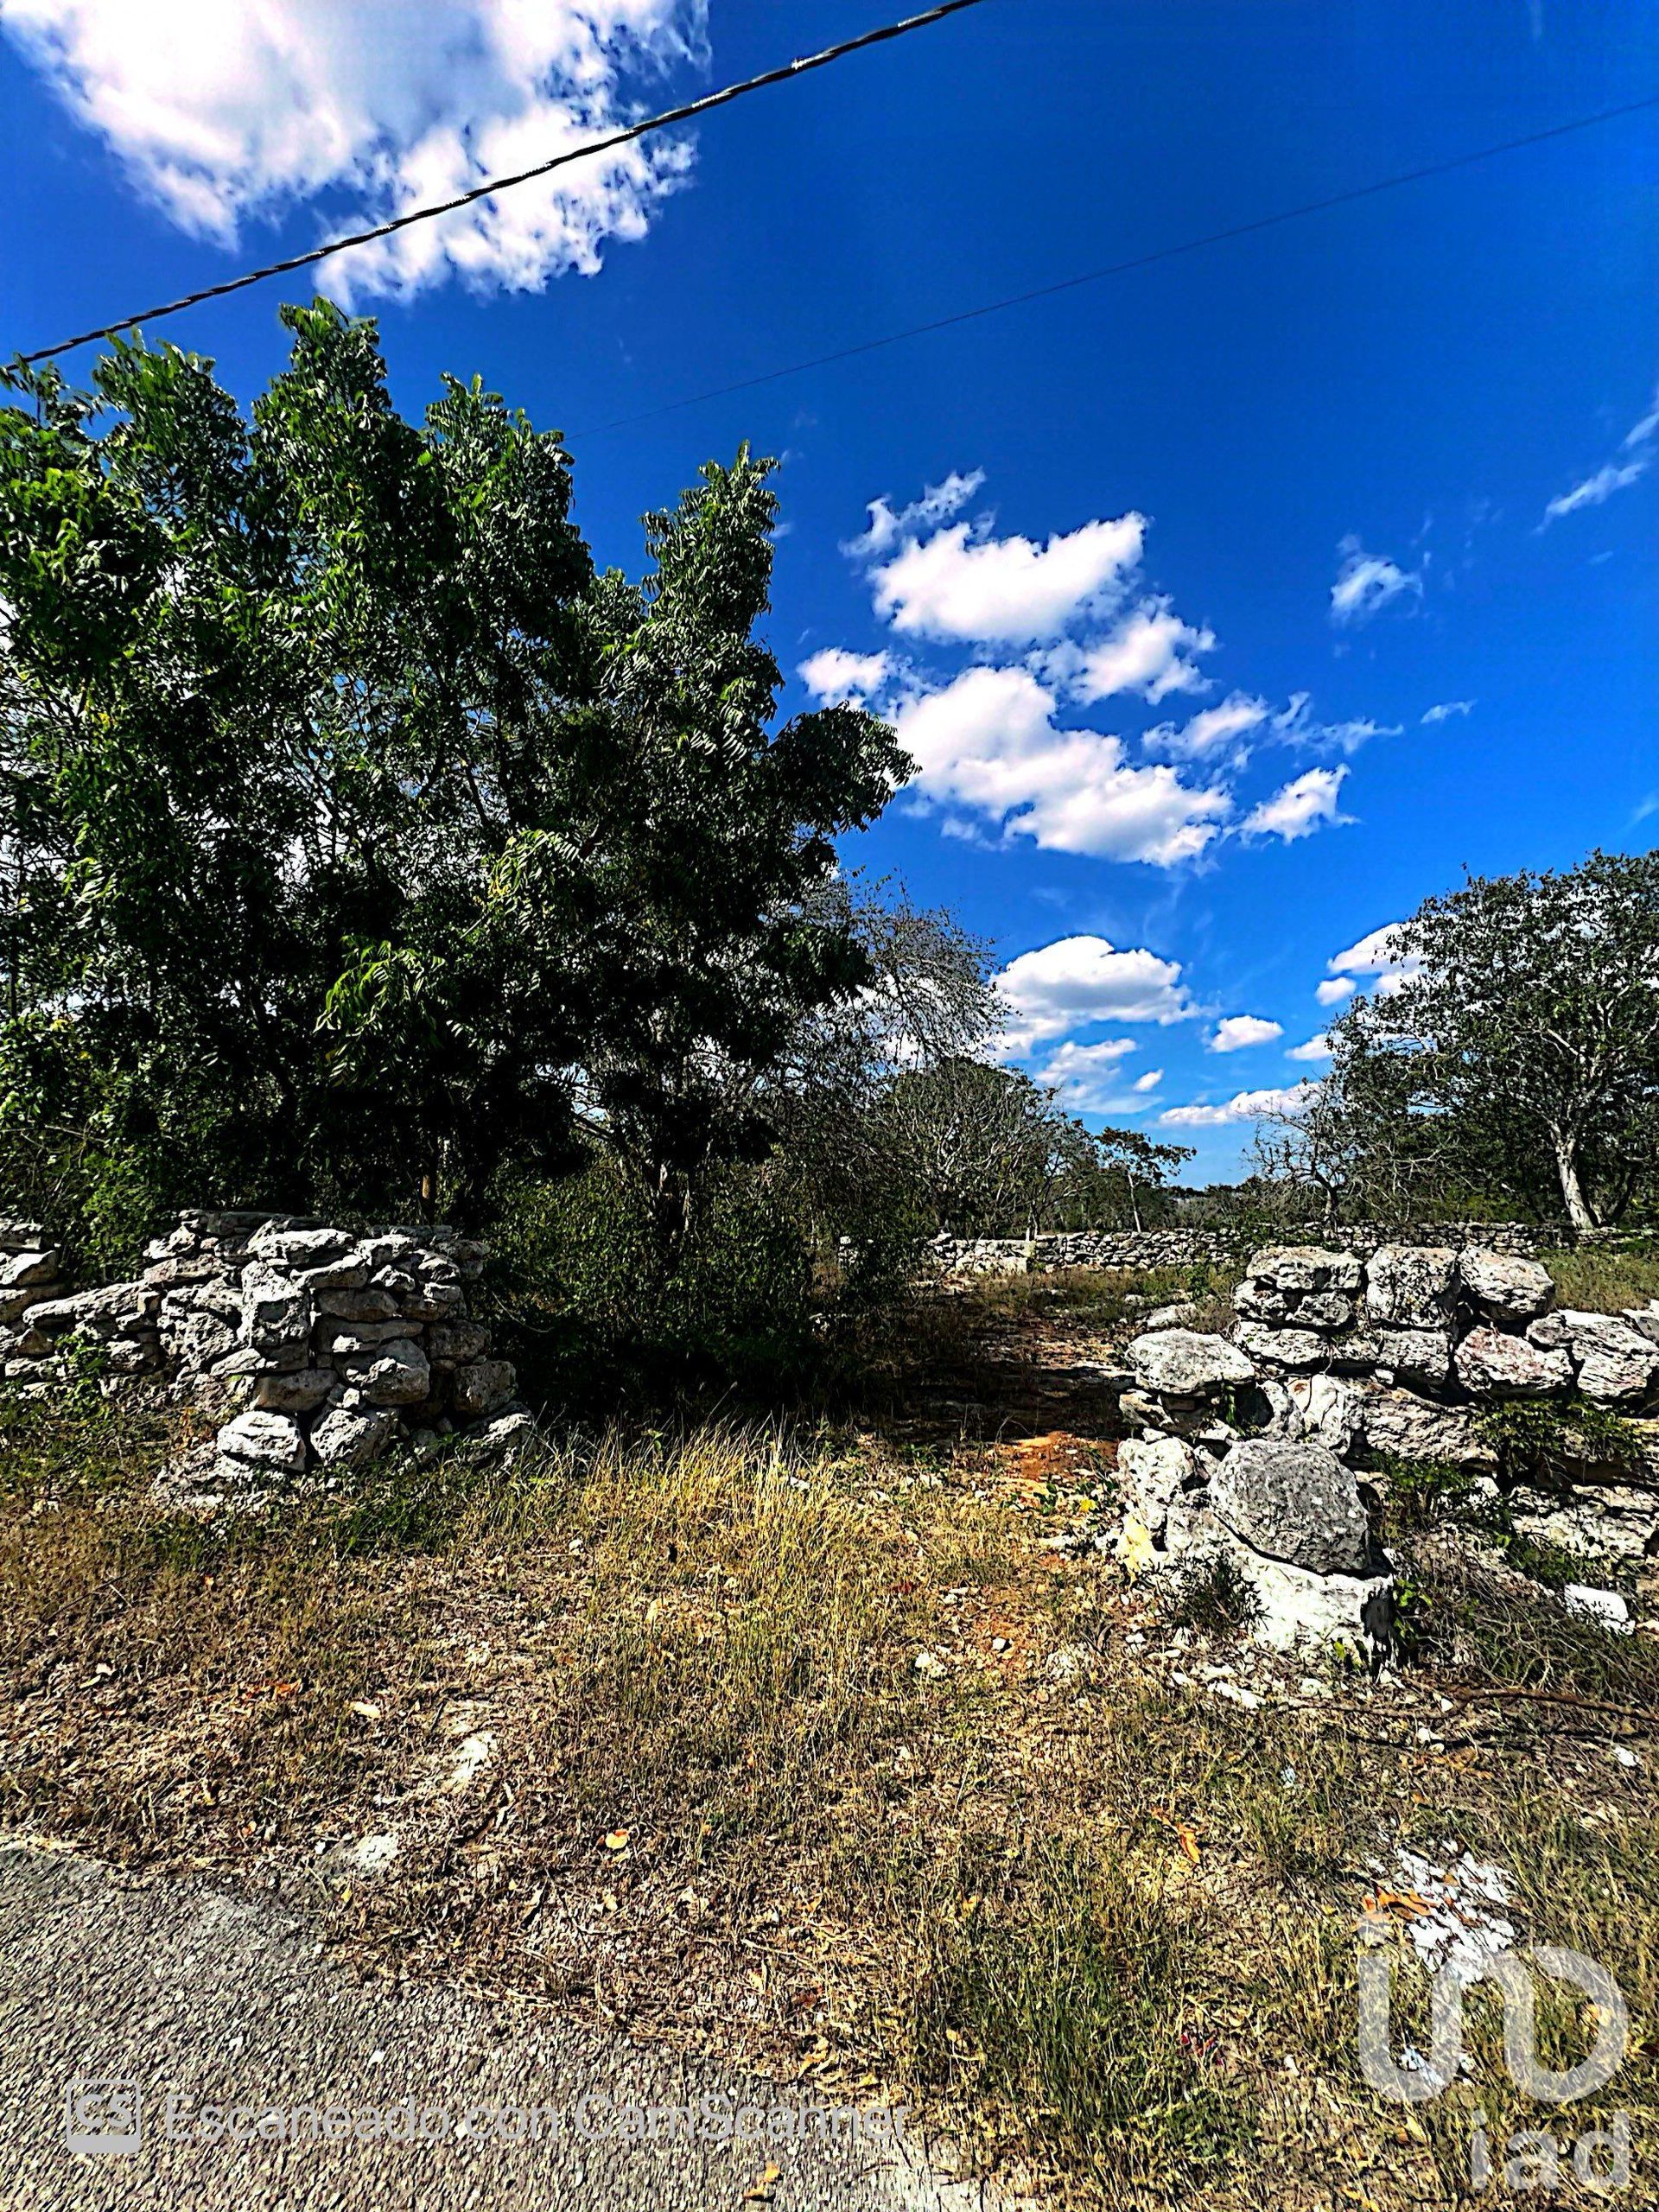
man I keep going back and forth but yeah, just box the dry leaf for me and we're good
[742,2164,782,2203]
[604,1828,631,1853]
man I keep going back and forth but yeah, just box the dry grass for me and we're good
[3,1382,1656,2209]
[1544,1243,1659,1315]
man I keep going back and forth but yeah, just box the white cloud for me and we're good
[1241,765,1351,842]
[1160,1081,1319,1128]
[0,0,705,302]
[1421,699,1475,725]
[1287,1033,1333,1061]
[798,647,892,705]
[1131,1067,1164,1092]
[991,934,1195,1055]
[1330,537,1423,625]
[869,512,1146,645]
[844,470,985,560]
[1210,1014,1283,1053]
[1543,457,1649,519]
[1271,694,1400,754]
[1033,1038,1139,1112]
[893,665,1231,864]
[1143,690,1268,762]
[1542,378,1659,522]
[1326,921,1421,997]
[1315,976,1357,1007]
[1068,597,1216,703]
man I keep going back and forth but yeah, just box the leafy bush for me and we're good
[486,1157,817,1407]
[1476,1395,1643,1484]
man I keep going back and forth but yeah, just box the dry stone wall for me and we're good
[1116,1239,1659,1656]
[929,1222,1557,1275]
[1,1209,525,1503]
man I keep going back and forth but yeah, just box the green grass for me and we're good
[1543,1242,1659,1315]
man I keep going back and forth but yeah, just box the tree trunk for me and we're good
[1551,1129,1598,1234]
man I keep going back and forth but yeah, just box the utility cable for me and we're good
[15,0,989,366]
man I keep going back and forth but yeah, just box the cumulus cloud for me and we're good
[0,0,705,302]
[1210,1014,1282,1053]
[1421,699,1476,725]
[1543,378,1659,522]
[868,512,1146,645]
[1033,1038,1139,1112]
[1286,1033,1333,1061]
[1330,537,1423,625]
[844,470,985,560]
[991,934,1195,1055]
[893,665,1231,864]
[1315,976,1358,1007]
[1067,598,1216,703]
[1160,1081,1319,1128]
[1143,691,1268,762]
[1241,765,1351,842]
[1131,1067,1164,1093]
[1325,922,1421,997]
[798,647,892,705]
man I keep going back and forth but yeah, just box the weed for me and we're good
[1477,1395,1643,1483]
[1162,1551,1260,1637]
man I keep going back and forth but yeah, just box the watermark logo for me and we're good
[1358,1939,1631,2194]
[1358,1942,1628,2105]
[65,2078,142,2156]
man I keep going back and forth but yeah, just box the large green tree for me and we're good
[1326,849,1659,1229]
[0,303,906,1258]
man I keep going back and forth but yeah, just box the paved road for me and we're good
[0,1843,998,2212]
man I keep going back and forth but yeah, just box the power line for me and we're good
[15,0,989,368]
[579,89,1659,435]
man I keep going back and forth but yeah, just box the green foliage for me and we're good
[1475,1395,1643,1484]
[0,308,905,1262]
[1327,850,1659,1230]
[1374,1452,1482,1534]
[486,1155,817,1404]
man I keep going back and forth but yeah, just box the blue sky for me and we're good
[3,0,1656,1179]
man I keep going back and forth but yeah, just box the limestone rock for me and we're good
[0,1249,60,1292]
[1232,1322,1332,1372]
[1209,1437,1376,1577]
[451,1358,515,1421]
[238,1263,314,1355]
[1366,1245,1458,1329]
[427,1319,489,1364]
[1529,1311,1658,1404]
[1129,1328,1254,1395]
[1246,1246,1363,1294]
[1372,1326,1452,1391]
[1221,1534,1394,1656]
[24,1281,156,1338]
[252,1366,336,1414]
[1117,1433,1204,1547]
[248,1223,355,1270]
[309,1405,398,1469]
[317,1284,398,1324]
[1458,1247,1554,1323]
[1454,1325,1573,1399]
[1285,1372,1363,1457]
[339,1336,431,1407]
[216,1408,307,1478]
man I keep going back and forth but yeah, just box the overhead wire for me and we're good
[578,89,1659,434]
[14,0,990,366]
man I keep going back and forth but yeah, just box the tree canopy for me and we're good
[0,303,906,1258]
[1313,850,1659,1228]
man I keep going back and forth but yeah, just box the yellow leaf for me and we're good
[604,1828,631,1852]
[742,2164,782,2203]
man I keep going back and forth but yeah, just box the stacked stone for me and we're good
[3,1209,525,1495]
[1227,1243,1659,1422]
[929,1221,1552,1278]
[0,1220,79,1388]
[1116,1316,1394,1656]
